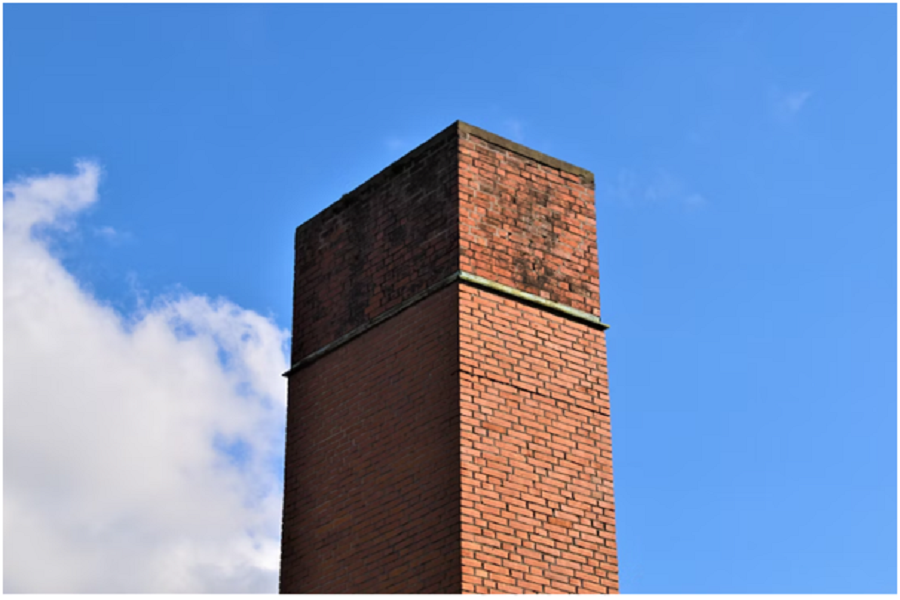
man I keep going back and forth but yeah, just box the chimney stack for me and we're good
[280,122,616,593]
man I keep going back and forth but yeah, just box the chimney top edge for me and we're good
[455,121,594,186]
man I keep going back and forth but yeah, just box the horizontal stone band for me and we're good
[283,271,609,377]
[458,271,608,331]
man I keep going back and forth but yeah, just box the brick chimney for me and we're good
[280,121,616,593]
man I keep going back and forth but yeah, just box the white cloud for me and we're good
[4,162,288,592]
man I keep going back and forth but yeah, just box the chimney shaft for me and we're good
[280,122,616,593]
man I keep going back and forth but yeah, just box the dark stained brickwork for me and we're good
[291,124,459,363]
[282,121,616,593]
[458,124,602,318]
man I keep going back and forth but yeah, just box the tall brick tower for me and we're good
[280,122,616,593]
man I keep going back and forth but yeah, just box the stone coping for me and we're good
[458,121,594,186]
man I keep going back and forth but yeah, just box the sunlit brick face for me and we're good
[281,121,616,593]
[459,285,615,593]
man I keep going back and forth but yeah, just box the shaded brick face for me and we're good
[459,131,601,318]
[459,285,616,594]
[281,285,461,593]
[291,127,459,362]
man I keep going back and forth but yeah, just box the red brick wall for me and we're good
[459,284,616,593]
[458,125,601,318]
[281,284,461,593]
[291,124,459,363]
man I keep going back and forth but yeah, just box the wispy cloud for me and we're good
[644,170,680,203]
[599,167,707,210]
[684,193,707,210]
[4,162,287,592]
[92,224,133,245]
[783,90,812,114]
[504,118,526,143]
[770,87,813,122]
[95,224,117,237]
[384,136,411,155]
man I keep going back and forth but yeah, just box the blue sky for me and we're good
[4,3,896,593]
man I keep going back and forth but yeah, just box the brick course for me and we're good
[281,121,616,593]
